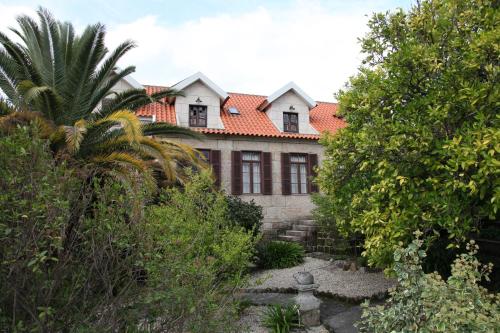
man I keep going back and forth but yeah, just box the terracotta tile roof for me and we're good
[136,85,176,124]
[136,85,346,140]
[309,101,346,135]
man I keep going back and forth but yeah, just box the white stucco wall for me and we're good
[111,79,135,94]
[174,80,224,129]
[267,91,318,135]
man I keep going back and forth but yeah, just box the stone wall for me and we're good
[170,134,324,231]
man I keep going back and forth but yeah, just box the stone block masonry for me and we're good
[173,134,325,228]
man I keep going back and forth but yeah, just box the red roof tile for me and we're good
[136,85,177,124]
[136,86,346,140]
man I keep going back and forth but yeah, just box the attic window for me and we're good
[228,107,239,115]
[189,105,207,127]
[283,112,299,133]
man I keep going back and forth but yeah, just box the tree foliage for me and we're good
[0,7,203,186]
[316,0,499,267]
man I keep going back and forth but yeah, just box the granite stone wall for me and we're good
[170,134,324,231]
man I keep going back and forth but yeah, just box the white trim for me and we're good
[266,82,317,109]
[114,67,144,89]
[172,71,228,101]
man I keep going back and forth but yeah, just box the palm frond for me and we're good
[87,65,136,112]
[0,98,15,116]
[92,152,147,172]
[17,80,64,121]
[93,110,143,143]
[63,119,87,154]
[137,137,178,181]
[142,122,204,139]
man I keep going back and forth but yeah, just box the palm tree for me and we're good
[0,7,203,185]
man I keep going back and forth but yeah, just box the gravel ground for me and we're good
[247,257,395,301]
[238,306,329,333]
[238,306,267,333]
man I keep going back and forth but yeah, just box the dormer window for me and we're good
[189,105,207,127]
[283,112,299,133]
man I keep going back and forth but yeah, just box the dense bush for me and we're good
[226,195,263,235]
[357,232,500,332]
[0,126,151,331]
[0,127,255,332]
[139,171,256,332]
[316,0,499,268]
[256,241,305,269]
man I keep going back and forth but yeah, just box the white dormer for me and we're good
[172,72,227,129]
[259,82,318,135]
[110,68,144,93]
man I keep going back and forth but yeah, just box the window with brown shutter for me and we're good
[197,149,211,162]
[290,154,308,194]
[281,153,291,195]
[283,112,299,133]
[282,153,319,195]
[262,152,273,195]
[195,149,221,188]
[242,152,261,194]
[308,153,319,193]
[189,105,207,127]
[231,151,242,195]
[210,150,221,188]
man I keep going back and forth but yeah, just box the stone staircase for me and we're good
[277,219,317,251]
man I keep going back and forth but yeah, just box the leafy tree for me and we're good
[316,0,499,267]
[0,7,202,185]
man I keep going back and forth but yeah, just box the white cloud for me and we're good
[0,4,37,38]
[106,1,370,101]
[0,1,372,102]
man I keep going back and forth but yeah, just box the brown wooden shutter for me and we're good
[231,151,242,195]
[308,153,319,193]
[210,150,221,188]
[281,153,291,195]
[262,152,272,195]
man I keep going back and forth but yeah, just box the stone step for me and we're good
[278,235,303,242]
[285,230,308,238]
[297,219,316,226]
[293,224,317,232]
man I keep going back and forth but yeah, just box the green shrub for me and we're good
[357,232,500,332]
[256,241,305,269]
[262,304,302,333]
[139,171,256,332]
[226,195,263,235]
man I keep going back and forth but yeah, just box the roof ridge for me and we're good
[314,100,338,105]
[227,91,267,97]
[144,84,169,88]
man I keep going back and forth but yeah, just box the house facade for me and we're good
[114,72,346,232]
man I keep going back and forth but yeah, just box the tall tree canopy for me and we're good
[316,0,499,267]
[0,8,202,185]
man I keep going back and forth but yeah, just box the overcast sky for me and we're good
[0,0,412,101]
